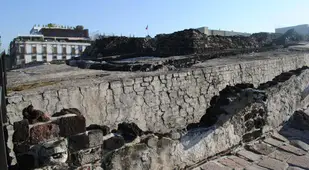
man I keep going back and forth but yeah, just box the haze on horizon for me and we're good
[1,0,309,51]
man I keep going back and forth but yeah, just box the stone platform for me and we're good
[193,130,309,170]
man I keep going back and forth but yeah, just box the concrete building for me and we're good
[196,26,251,37]
[275,24,309,35]
[9,25,91,66]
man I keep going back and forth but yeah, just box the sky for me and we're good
[1,0,309,51]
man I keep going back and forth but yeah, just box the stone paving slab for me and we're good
[279,143,307,156]
[193,162,230,170]
[290,140,309,151]
[236,149,261,162]
[287,166,306,170]
[194,132,309,170]
[272,131,289,142]
[217,157,244,170]
[287,155,309,169]
[268,150,294,162]
[257,156,289,170]
[246,142,276,155]
[264,137,284,147]
[227,156,252,167]
[246,164,269,170]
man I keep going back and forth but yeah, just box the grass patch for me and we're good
[7,81,60,93]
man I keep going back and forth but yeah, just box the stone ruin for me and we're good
[74,28,303,72]
[5,26,309,169]
[8,63,309,169]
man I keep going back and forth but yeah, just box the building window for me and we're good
[52,46,57,54]
[71,47,76,55]
[42,55,47,61]
[19,46,25,54]
[62,46,67,55]
[78,45,83,53]
[32,46,37,54]
[53,56,57,60]
[31,55,37,61]
[42,46,47,54]
[20,55,25,60]
[62,56,66,60]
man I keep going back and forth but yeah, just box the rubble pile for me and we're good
[82,36,156,58]
[81,29,285,60]
[250,32,282,46]
[155,29,262,55]
[273,29,304,46]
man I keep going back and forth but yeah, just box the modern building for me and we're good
[275,24,309,35]
[196,26,251,37]
[9,24,91,66]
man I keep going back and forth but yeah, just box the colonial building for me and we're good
[9,25,91,66]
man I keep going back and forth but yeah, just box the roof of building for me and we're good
[39,28,89,38]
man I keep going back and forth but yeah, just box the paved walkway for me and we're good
[193,130,309,170]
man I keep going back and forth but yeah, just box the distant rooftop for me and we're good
[30,24,89,38]
[275,24,309,29]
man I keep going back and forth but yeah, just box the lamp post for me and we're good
[0,51,8,170]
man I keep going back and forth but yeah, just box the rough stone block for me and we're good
[242,130,262,142]
[71,146,102,166]
[16,153,36,170]
[69,130,103,152]
[68,133,89,152]
[13,143,30,154]
[29,123,60,144]
[57,115,86,137]
[13,119,29,143]
[103,135,125,151]
[88,130,104,147]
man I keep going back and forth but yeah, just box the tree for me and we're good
[47,23,56,28]
[75,25,84,30]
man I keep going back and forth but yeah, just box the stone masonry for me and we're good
[6,52,309,133]
[5,50,309,168]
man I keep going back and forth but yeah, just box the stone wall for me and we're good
[7,54,309,169]
[7,54,309,133]
[6,53,309,166]
[103,68,309,169]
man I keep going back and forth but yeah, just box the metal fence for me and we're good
[0,51,8,170]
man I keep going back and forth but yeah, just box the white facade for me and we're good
[196,26,251,37]
[14,41,90,65]
[275,24,309,35]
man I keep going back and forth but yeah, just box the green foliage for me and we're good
[75,25,84,30]
[47,23,56,28]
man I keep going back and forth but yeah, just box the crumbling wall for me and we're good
[7,54,309,132]
[103,67,309,170]
[6,54,309,166]
[8,61,309,169]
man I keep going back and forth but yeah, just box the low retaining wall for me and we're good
[6,53,309,132]
[5,52,309,166]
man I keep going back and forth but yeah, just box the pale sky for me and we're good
[1,0,309,51]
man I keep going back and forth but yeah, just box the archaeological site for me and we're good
[4,28,309,170]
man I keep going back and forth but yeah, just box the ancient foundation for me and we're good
[5,50,309,169]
